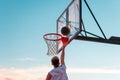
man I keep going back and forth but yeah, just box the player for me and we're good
[46,46,68,80]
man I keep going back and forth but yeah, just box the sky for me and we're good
[0,0,120,80]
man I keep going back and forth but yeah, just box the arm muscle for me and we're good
[61,47,65,64]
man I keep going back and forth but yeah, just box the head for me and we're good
[51,56,60,68]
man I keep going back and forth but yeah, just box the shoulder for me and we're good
[61,64,66,68]
[46,73,52,80]
[49,68,59,76]
[60,64,66,70]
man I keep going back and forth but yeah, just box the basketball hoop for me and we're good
[43,33,62,56]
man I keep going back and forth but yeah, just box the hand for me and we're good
[62,37,69,47]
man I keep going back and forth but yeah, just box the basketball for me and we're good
[61,27,70,36]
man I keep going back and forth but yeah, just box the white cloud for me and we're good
[0,66,51,80]
[16,57,37,61]
[0,66,120,80]
[68,67,120,74]
[103,65,120,69]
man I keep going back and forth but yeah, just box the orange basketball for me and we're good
[61,27,70,36]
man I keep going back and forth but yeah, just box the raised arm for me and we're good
[61,37,69,65]
[60,47,65,64]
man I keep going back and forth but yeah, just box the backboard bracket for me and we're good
[75,36,120,45]
[75,0,120,45]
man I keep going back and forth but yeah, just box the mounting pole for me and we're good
[84,0,107,39]
[79,0,82,32]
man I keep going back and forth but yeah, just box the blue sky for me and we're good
[0,0,120,80]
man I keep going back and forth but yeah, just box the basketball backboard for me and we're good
[44,0,120,56]
[57,0,82,52]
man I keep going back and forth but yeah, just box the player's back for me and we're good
[49,64,68,80]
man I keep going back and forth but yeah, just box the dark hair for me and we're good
[51,56,59,67]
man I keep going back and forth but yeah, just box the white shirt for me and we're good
[49,64,68,80]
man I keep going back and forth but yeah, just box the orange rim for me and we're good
[43,33,62,41]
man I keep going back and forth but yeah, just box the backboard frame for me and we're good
[57,0,82,53]
[57,0,120,52]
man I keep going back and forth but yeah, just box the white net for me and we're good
[43,33,62,56]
